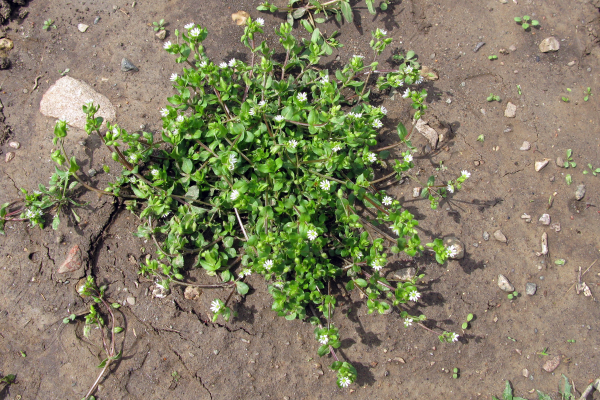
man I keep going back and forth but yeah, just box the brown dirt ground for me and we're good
[1,0,600,399]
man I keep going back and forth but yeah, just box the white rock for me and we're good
[40,76,116,131]
[78,24,89,33]
[539,214,550,225]
[535,159,550,172]
[126,296,136,306]
[493,230,507,243]
[539,37,560,53]
[412,187,422,198]
[497,274,514,292]
[519,141,530,151]
[504,102,517,118]
[415,119,438,149]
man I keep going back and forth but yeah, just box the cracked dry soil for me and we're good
[1,0,600,399]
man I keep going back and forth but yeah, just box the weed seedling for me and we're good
[555,259,566,265]
[565,174,572,185]
[452,367,459,379]
[461,313,474,329]
[488,55,498,60]
[584,87,592,101]
[507,290,519,300]
[516,84,522,95]
[537,347,550,357]
[562,96,570,103]
[152,18,167,32]
[563,149,576,168]
[583,163,600,176]
[514,15,540,30]
[42,19,56,31]
[477,134,485,143]
[493,380,527,400]
[487,93,501,102]
[0,374,16,390]
[567,339,576,343]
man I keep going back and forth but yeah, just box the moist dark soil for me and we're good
[1,0,600,399]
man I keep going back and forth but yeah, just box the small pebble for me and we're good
[498,274,514,292]
[126,296,136,306]
[519,141,530,151]
[483,231,490,241]
[493,230,507,243]
[88,168,97,177]
[78,24,89,33]
[526,282,537,295]
[213,350,219,355]
[5,152,15,163]
[538,214,550,225]
[575,184,586,201]
[535,159,550,172]
[504,102,517,118]
[8,141,20,149]
[412,187,421,198]
[121,57,139,72]
[94,16,101,24]
[508,45,517,51]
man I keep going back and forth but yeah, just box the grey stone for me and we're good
[498,274,514,292]
[519,141,530,151]
[539,37,560,53]
[88,168,97,177]
[526,282,537,295]
[575,184,585,201]
[126,296,136,306]
[538,214,550,225]
[121,58,139,72]
[40,76,116,131]
[504,102,517,118]
[556,156,564,167]
[394,267,416,281]
[443,236,465,259]
[0,57,10,69]
[508,45,517,52]
[483,231,490,241]
[493,230,507,243]
[155,30,167,40]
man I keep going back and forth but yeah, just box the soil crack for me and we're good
[87,198,120,272]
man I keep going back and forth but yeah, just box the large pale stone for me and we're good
[40,76,116,130]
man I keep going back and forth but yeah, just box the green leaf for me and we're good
[503,380,513,400]
[113,327,124,333]
[365,0,376,14]
[181,158,193,174]
[406,50,415,59]
[185,185,200,199]
[52,214,60,230]
[317,344,330,357]
[380,2,388,10]
[522,22,530,30]
[397,122,407,140]
[354,278,368,288]
[536,393,552,400]
[292,7,306,19]
[514,16,522,22]
[236,281,249,295]
[345,281,355,291]
[340,1,353,23]
[467,313,473,321]
[555,259,565,265]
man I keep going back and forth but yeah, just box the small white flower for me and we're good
[372,119,383,129]
[210,300,222,313]
[264,259,274,270]
[446,244,459,258]
[170,73,178,81]
[390,225,400,235]
[402,88,411,98]
[356,251,363,259]
[332,145,341,153]
[172,129,179,136]
[353,55,364,59]
[461,170,471,179]
[258,100,266,107]
[228,154,237,171]
[451,332,459,342]
[176,115,185,122]
[184,23,195,30]
[219,62,227,68]
[274,115,285,122]
[367,153,377,163]
[230,190,240,201]
[199,60,207,68]
[256,17,265,26]
[339,376,351,388]
[380,106,388,115]
[307,230,318,241]
[129,154,139,163]
[162,211,171,218]
[288,139,298,148]
[320,75,329,84]
[404,317,413,327]
[416,76,424,84]
[318,335,329,345]
[372,260,383,271]
[379,29,387,35]
[409,290,421,302]
[160,108,169,117]
[446,184,454,193]
[320,180,331,191]
[238,268,252,278]
[228,58,236,67]
[163,41,172,49]
[382,196,392,206]
[151,169,159,177]
[273,282,284,289]
[404,153,413,163]
[249,108,255,116]
[297,92,307,102]
[190,27,201,37]
[404,66,413,74]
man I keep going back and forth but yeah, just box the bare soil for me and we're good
[1,0,600,399]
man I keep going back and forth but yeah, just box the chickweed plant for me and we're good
[3,19,471,387]
[514,15,539,30]
[42,18,56,31]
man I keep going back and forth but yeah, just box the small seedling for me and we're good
[565,174,572,185]
[584,87,591,101]
[477,134,485,142]
[537,347,550,357]
[563,149,576,168]
[562,96,570,102]
[516,84,522,95]
[42,19,57,31]
[555,259,566,265]
[488,55,498,60]
[379,0,391,10]
[507,336,516,342]
[0,374,16,386]
[583,163,600,176]
[59,68,70,76]
[461,313,474,329]
[567,339,576,343]
[20,350,26,358]
[514,15,540,30]
[63,313,76,324]
[452,367,459,379]
[487,93,501,102]
[507,290,518,300]
[493,380,527,400]
[153,18,167,32]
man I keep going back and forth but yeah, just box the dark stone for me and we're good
[121,57,138,72]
